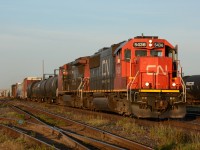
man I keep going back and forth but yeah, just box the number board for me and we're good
[133,42,147,47]
[154,42,164,48]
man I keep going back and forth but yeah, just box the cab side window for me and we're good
[124,49,131,61]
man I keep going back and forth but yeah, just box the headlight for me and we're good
[172,83,176,87]
[145,82,149,86]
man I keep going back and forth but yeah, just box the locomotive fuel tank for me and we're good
[183,75,200,100]
[93,97,110,111]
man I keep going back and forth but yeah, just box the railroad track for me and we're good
[1,102,89,149]
[0,117,88,149]
[9,103,153,150]
[6,99,200,149]
[0,123,57,150]
[0,98,10,105]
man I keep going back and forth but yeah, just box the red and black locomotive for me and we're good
[27,35,186,118]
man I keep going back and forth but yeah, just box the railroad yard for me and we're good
[1,1,200,149]
[1,35,200,149]
[0,97,199,150]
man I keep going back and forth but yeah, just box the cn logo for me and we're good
[102,59,110,76]
[146,65,168,75]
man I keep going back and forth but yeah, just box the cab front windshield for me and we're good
[150,50,162,57]
[135,49,163,57]
[135,50,147,57]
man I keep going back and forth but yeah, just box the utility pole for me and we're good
[42,60,44,80]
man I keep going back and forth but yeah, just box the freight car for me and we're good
[27,75,58,103]
[11,83,22,98]
[0,90,10,97]
[27,35,187,118]
[11,84,17,98]
[23,77,42,99]
[183,75,200,104]
[11,77,41,99]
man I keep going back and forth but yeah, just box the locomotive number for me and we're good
[146,65,168,75]
[154,42,164,48]
[133,42,147,47]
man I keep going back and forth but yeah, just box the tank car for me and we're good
[57,35,186,118]
[183,75,200,104]
[27,76,58,102]
[22,77,41,99]
[27,80,40,100]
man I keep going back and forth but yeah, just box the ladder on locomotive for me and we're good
[77,77,89,100]
[127,71,139,102]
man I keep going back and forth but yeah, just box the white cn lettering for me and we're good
[102,59,110,76]
[146,65,168,75]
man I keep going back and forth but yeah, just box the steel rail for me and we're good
[0,123,58,150]
[10,105,129,150]
[8,104,89,150]
[55,126,126,150]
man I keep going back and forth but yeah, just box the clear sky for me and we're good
[0,0,200,90]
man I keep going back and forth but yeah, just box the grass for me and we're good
[69,113,111,127]
[116,118,145,135]
[86,117,110,127]
[3,111,17,117]
[2,111,25,120]
[0,103,8,108]
[114,118,200,150]
[37,114,67,127]
[16,114,25,120]
[149,125,200,150]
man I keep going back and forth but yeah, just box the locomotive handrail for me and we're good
[127,71,139,101]
[81,78,89,90]
[77,77,90,100]
[81,77,89,99]
[176,60,187,103]
[180,76,187,103]
[77,77,83,98]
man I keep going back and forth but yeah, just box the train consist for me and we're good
[11,77,42,99]
[183,75,200,104]
[12,35,187,118]
[0,90,10,97]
